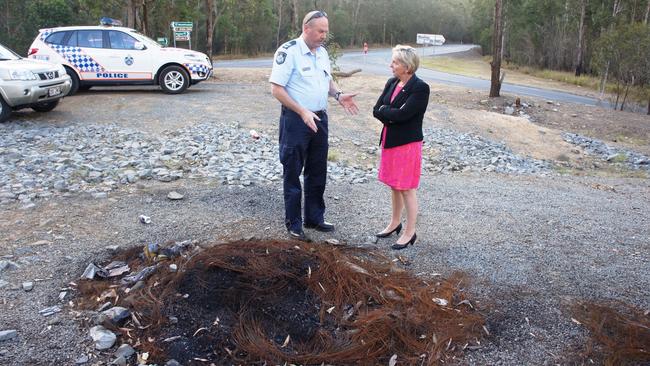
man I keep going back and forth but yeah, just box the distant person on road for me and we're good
[372,45,430,250]
[269,10,359,241]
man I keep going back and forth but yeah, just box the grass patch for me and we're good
[420,57,489,78]
[328,150,340,162]
[422,55,649,103]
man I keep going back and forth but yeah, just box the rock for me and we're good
[89,325,117,350]
[92,192,108,199]
[111,356,127,366]
[325,239,340,245]
[0,280,9,289]
[169,264,178,272]
[22,282,34,291]
[114,343,135,359]
[0,260,19,273]
[47,317,61,326]
[165,360,182,366]
[0,330,18,342]
[101,307,131,325]
[39,305,62,317]
[504,106,515,115]
[81,263,106,279]
[75,354,90,364]
[167,191,184,200]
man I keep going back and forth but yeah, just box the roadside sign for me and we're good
[174,31,190,41]
[157,37,168,46]
[171,21,193,49]
[416,33,445,46]
[171,21,193,29]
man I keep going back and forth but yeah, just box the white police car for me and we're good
[28,18,212,95]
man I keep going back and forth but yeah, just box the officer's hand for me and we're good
[338,93,359,115]
[300,110,319,133]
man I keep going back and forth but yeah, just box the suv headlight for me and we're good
[56,65,66,77]
[10,70,38,81]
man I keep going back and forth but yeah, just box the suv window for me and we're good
[45,31,67,45]
[65,31,77,46]
[77,30,103,48]
[108,31,138,50]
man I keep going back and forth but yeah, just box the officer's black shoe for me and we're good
[288,229,311,242]
[304,221,335,232]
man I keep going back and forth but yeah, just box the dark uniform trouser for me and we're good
[279,106,328,232]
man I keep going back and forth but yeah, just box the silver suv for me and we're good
[0,42,71,122]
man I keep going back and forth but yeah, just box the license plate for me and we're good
[48,86,62,97]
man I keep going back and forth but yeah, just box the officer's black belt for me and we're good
[282,106,326,118]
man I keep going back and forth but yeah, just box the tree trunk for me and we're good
[647,96,649,115]
[206,0,214,56]
[126,0,136,28]
[500,19,506,61]
[351,0,362,47]
[275,0,283,48]
[644,0,650,24]
[141,0,149,36]
[620,80,632,111]
[575,0,587,76]
[291,0,299,31]
[490,0,504,98]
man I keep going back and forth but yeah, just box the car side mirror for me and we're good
[134,42,145,50]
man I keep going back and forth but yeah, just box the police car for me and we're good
[27,18,213,95]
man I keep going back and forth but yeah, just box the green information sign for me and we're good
[171,21,193,29]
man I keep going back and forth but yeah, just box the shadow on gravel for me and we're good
[570,300,650,366]
[77,240,485,365]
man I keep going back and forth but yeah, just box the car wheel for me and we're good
[159,66,189,94]
[0,97,11,123]
[65,67,80,96]
[31,99,60,112]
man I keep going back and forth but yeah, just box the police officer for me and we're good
[269,10,358,241]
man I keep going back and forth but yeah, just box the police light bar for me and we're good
[100,17,123,26]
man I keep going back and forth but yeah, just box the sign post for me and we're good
[170,21,194,49]
[416,34,445,56]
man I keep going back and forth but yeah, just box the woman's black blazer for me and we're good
[372,75,430,148]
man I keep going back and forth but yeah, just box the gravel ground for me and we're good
[1,173,648,365]
[0,75,649,365]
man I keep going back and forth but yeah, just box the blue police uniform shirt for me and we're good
[269,37,331,112]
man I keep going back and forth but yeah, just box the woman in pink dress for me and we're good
[372,45,430,250]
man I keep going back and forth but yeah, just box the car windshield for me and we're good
[0,43,21,61]
[130,31,161,48]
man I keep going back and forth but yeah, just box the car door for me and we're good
[100,30,153,83]
[67,29,114,82]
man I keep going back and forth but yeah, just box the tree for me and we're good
[490,0,504,97]
[206,0,214,56]
[575,0,587,76]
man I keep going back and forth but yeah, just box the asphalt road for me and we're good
[215,44,610,108]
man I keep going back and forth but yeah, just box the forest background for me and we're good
[1,0,649,110]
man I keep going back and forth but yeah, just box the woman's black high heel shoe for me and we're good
[376,223,402,238]
[391,233,416,250]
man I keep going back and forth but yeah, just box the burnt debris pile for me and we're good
[78,240,485,365]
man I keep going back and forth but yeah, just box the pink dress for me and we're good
[378,84,423,190]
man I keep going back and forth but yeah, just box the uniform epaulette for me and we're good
[282,40,297,49]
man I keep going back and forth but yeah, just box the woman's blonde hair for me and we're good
[392,45,419,74]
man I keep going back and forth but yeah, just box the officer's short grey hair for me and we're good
[392,45,419,74]
[302,10,328,26]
